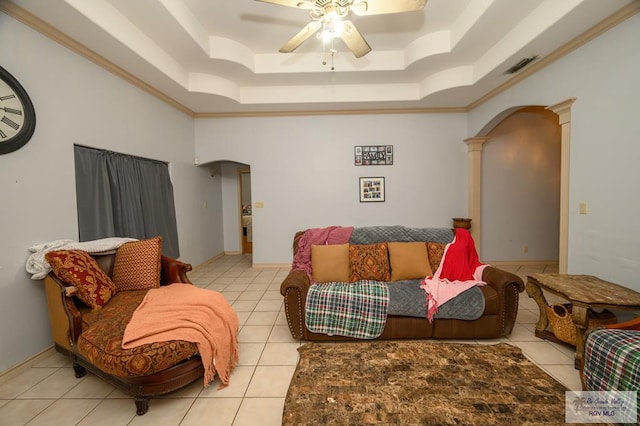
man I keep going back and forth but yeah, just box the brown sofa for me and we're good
[281,228,525,341]
[44,253,203,415]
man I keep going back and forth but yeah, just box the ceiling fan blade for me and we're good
[254,0,315,10]
[351,0,427,16]
[340,20,371,58]
[279,21,323,53]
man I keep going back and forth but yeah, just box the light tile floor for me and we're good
[1,256,630,425]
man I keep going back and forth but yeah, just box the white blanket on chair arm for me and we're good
[26,237,137,280]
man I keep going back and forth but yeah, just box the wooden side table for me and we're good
[525,273,640,369]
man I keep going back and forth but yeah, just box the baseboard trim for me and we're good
[224,251,243,256]
[191,252,225,271]
[486,260,558,267]
[0,346,55,384]
[252,263,290,269]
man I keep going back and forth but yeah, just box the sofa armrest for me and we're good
[604,317,640,331]
[44,274,84,349]
[280,269,311,339]
[482,266,525,336]
[160,256,193,285]
[483,266,525,293]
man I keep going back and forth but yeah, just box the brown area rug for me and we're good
[283,341,572,425]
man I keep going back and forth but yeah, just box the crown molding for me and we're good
[194,106,467,118]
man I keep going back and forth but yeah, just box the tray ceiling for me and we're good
[6,0,637,115]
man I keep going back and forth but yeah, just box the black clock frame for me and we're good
[0,66,36,155]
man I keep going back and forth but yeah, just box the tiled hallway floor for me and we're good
[0,256,602,425]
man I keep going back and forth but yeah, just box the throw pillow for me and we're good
[311,243,350,283]
[112,237,162,291]
[349,243,390,282]
[427,242,447,273]
[45,250,117,311]
[387,242,433,281]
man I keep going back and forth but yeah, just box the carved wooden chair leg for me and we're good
[72,363,86,378]
[135,396,150,415]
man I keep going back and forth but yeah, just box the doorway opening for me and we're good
[467,99,574,272]
[482,106,560,263]
[238,168,252,254]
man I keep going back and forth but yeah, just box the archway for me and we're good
[466,99,575,272]
[203,160,253,256]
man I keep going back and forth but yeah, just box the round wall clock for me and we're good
[0,66,36,155]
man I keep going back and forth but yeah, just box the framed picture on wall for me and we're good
[359,177,385,202]
[354,145,393,166]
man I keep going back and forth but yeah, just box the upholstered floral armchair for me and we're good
[43,237,203,415]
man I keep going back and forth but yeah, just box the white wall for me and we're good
[173,162,224,264]
[469,14,640,290]
[481,110,561,261]
[0,14,223,372]
[195,113,469,264]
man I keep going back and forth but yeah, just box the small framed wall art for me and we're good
[354,145,393,166]
[359,177,385,202]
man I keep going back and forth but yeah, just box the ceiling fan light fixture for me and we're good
[320,11,344,41]
[350,0,367,14]
[257,0,426,58]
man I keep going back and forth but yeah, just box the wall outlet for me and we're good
[579,202,588,214]
[255,201,264,208]
[523,246,528,254]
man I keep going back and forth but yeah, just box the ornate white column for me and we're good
[464,137,489,255]
[547,98,576,274]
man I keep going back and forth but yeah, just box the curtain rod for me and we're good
[74,143,169,165]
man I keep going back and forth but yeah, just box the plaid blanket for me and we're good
[583,328,640,391]
[305,281,389,339]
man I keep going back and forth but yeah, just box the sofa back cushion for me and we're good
[92,253,116,277]
[388,242,433,281]
[349,243,391,282]
[112,237,162,291]
[427,242,447,273]
[46,249,117,311]
[311,244,350,283]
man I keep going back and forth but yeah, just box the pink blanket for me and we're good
[292,226,354,279]
[420,228,488,322]
[122,284,239,388]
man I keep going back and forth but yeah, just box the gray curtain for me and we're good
[74,145,180,258]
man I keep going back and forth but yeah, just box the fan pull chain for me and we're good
[321,38,337,71]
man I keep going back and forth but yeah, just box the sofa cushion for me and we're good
[112,237,162,291]
[427,242,447,273]
[45,250,117,311]
[311,244,350,283]
[387,281,486,319]
[81,290,147,329]
[349,243,391,282]
[77,290,199,377]
[388,242,433,281]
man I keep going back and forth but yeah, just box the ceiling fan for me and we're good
[255,0,427,58]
